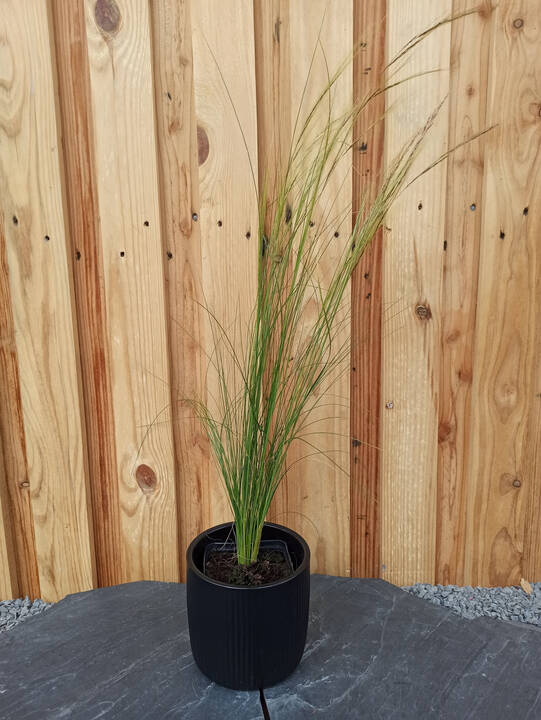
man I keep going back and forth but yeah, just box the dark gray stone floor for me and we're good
[1,575,540,719]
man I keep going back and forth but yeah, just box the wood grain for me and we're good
[0,0,95,601]
[350,0,386,579]
[150,0,211,579]
[435,1,492,586]
[0,436,18,599]
[191,0,259,526]
[51,0,122,587]
[84,0,179,583]
[381,0,452,586]
[253,0,291,228]
[465,0,541,586]
[267,0,353,576]
[0,215,40,599]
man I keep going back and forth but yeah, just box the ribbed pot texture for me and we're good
[186,522,310,690]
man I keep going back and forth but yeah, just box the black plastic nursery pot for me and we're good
[186,521,310,690]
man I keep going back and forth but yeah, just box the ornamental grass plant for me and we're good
[189,16,486,568]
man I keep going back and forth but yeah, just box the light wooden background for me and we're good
[0,0,539,602]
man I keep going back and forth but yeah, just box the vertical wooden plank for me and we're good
[84,0,179,583]
[0,222,40,599]
[465,0,541,586]
[265,0,353,576]
[0,436,18,598]
[350,0,386,579]
[191,0,259,526]
[435,2,492,586]
[382,0,451,586]
[253,0,291,225]
[0,0,95,601]
[51,0,122,587]
[150,0,211,579]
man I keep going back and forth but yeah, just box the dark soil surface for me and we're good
[205,548,293,586]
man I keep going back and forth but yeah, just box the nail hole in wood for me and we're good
[285,205,292,224]
[120,251,125,257]
[217,220,223,227]
[334,231,340,238]
[245,231,251,239]
[167,251,173,259]
[415,304,432,320]
[523,206,529,216]
[12,215,18,225]
[192,212,198,222]
[500,230,505,239]
[144,220,149,227]
[76,250,81,260]
[443,240,448,251]
[418,202,423,210]
[44,235,50,242]
[513,18,524,29]
[470,203,476,211]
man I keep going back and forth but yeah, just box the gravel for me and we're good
[403,582,541,627]
[0,597,52,634]
[1,583,540,634]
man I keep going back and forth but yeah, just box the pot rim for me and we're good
[186,521,310,591]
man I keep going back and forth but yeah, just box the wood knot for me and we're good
[438,421,453,443]
[415,304,432,320]
[136,464,157,494]
[458,367,472,384]
[197,125,209,165]
[168,118,180,135]
[512,18,524,29]
[94,0,121,35]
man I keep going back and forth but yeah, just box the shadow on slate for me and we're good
[264,575,541,719]
[1,577,541,719]
[0,582,261,720]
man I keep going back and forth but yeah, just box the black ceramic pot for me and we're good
[186,521,310,690]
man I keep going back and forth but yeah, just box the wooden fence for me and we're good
[0,0,539,602]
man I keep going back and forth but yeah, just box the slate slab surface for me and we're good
[1,575,540,719]
[265,576,541,718]
[0,581,260,720]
